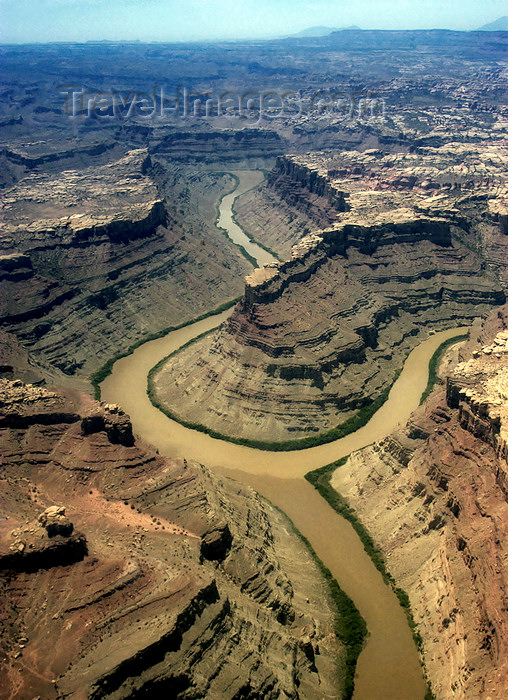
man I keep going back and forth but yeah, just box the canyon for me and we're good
[153,146,506,443]
[0,148,251,390]
[331,306,508,698]
[1,28,507,700]
[0,375,341,699]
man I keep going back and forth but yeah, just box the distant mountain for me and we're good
[289,25,361,38]
[477,16,508,31]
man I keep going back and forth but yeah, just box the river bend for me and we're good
[102,170,468,699]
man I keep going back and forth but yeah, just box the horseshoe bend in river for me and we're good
[102,170,468,700]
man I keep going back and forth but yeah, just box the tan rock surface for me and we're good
[331,306,508,699]
[0,151,250,387]
[0,379,341,699]
[154,213,504,442]
[235,141,508,267]
[154,138,507,442]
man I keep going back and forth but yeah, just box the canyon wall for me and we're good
[0,149,251,388]
[1,34,507,699]
[0,377,341,699]
[331,306,508,699]
[235,144,508,263]
[267,155,348,227]
[153,216,504,443]
[150,128,284,168]
[152,145,506,442]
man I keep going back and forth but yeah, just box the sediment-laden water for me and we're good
[102,171,468,699]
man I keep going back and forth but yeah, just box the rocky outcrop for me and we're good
[0,378,341,699]
[1,504,87,574]
[0,378,80,427]
[0,150,250,385]
[153,208,503,441]
[38,506,74,537]
[152,142,506,442]
[331,306,508,699]
[200,521,233,562]
[151,128,284,167]
[0,531,88,574]
[81,403,135,447]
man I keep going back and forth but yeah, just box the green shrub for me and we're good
[420,334,468,404]
[269,502,367,700]
[147,367,401,452]
[305,456,432,687]
[89,297,241,400]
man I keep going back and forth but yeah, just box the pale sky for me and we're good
[1,0,506,44]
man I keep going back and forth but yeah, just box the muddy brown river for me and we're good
[102,171,469,699]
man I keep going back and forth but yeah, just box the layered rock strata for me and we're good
[0,378,341,699]
[331,306,508,699]
[150,128,284,168]
[267,155,348,227]
[234,142,508,264]
[446,326,508,473]
[0,149,249,386]
[153,208,504,441]
[2,138,121,172]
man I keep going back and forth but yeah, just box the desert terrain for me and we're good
[1,27,507,699]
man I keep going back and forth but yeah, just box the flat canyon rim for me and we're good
[101,170,469,699]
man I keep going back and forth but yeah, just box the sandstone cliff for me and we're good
[267,155,348,226]
[0,149,250,387]
[153,213,503,443]
[150,128,284,168]
[235,144,508,263]
[152,142,506,442]
[0,378,341,699]
[331,306,508,699]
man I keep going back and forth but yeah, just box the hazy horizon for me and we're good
[0,0,506,45]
